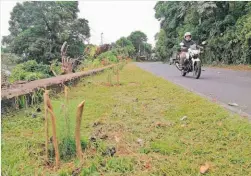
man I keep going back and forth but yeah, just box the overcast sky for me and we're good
[0,1,160,46]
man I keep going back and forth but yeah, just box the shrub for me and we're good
[97,51,118,63]
[9,60,52,82]
[93,59,101,67]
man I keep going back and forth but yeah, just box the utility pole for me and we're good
[100,32,103,46]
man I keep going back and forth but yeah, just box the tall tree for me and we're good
[128,31,147,54]
[2,1,90,64]
[155,29,168,61]
[115,37,135,57]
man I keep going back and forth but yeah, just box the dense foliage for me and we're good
[9,60,52,82]
[114,37,136,58]
[83,31,152,66]
[154,1,251,64]
[128,31,152,56]
[1,1,90,64]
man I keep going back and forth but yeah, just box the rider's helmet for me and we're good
[184,32,192,41]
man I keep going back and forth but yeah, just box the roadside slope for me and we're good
[2,63,251,175]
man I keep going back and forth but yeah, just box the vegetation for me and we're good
[1,1,90,64]
[1,1,153,83]
[154,29,168,61]
[9,60,52,82]
[128,31,152,56]
[2,64,251,175]
[154,1,251,64]
[115,37,136,58]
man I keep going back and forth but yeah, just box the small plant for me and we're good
[81,163,99,176]
[107,70,113,86]
[14,95,28,109]
[112,65,120,85]
[31,88,44,106]
[93,59,101,68]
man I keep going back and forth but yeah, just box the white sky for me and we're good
[0,1,160,46]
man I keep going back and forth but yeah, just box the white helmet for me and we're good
[184,32,192,41]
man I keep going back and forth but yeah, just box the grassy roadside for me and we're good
[2,63,251,176]
[206,64,251,71]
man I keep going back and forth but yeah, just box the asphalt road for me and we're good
[136,62,251,117]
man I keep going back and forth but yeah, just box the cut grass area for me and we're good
[2,63,251,176]
[207,64,251,71]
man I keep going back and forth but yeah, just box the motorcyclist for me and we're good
[179,32,196,69]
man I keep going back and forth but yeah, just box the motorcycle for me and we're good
[175,41,206,79]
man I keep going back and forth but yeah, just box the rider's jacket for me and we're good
[182,39,196,48]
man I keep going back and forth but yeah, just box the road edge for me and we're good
[135,63,251,121]
[165,78,251,121]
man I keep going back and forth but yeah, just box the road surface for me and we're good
[136,62,251,117]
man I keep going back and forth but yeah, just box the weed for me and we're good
[81,163,99,176]
[106,70,113,86]
[31,88,44,106]
[48,137,87,162]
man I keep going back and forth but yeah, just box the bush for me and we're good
[50,59,62,75]
[97,51,118,63]
[25,72,49,81]
[9,60,52,82]
[93,59,101,67]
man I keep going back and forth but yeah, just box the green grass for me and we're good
[2,63,251,176]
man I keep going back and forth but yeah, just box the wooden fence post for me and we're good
[43,90,49,163]
[75,101,85,160]
[45,92,60,168]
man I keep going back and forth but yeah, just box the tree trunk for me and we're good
[47,108,60,168]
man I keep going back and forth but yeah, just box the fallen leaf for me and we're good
[200,163,209,174]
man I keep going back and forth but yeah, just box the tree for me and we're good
[143,43,152,54]
[128,31,147,54]
[115,37,135,57]
[2,1,90,64]
[116,37,133,48]
[154,1,251,64]
[155,29,168,61]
